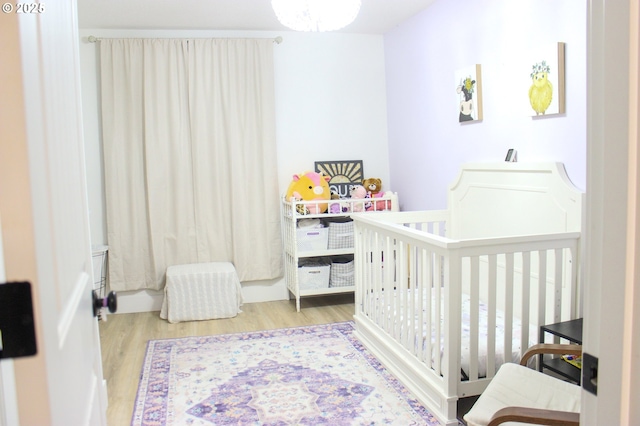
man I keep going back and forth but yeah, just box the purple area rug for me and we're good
[131,321,441,425]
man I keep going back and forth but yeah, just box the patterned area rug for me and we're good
[131,321,441,425]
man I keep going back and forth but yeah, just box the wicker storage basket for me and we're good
[327,220,354,250]
[329,256,354,288]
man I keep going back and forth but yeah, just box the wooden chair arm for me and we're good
[487,406,580,426]
[520,343,582,366]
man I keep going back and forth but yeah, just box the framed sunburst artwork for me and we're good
[314,160,364,198]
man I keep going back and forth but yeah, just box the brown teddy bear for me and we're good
[363,178,383,195]
[362,178,391,211]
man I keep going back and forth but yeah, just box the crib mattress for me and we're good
[160,262,243,323]
[366,289,537,379]
[459,293,537,378]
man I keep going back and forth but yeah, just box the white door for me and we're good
[0,2,107,425]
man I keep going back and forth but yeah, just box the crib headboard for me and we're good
[448,162,584,239]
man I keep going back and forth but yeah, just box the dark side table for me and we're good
[538,318,583,384]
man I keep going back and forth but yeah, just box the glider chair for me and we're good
[464,343,582,426]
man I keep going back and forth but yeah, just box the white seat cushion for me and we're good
[464,363,581,426]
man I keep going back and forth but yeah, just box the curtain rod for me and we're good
[87,35,283,44]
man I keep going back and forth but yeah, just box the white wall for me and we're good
[384,0,587,211]
[79,29,389,308]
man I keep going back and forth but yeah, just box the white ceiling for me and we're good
[77,0,437,34]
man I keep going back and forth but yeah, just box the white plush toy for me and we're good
[349,184,369,212]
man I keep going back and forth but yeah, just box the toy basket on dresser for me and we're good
[351,162,584,425]
[281,193,399,311]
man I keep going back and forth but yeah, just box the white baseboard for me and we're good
[112,289,164,314]
[110,277,288,314]
[241,277,289,304]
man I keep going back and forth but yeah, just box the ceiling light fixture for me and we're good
[271,0,361,32]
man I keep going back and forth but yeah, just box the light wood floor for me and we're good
[99,294,354,426]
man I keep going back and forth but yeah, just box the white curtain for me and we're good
[100,38,282,291]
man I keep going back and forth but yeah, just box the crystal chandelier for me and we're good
[271,0,362,32]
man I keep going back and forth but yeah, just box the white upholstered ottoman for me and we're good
[160,262,243,323]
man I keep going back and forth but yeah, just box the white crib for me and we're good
[351,162,583,426]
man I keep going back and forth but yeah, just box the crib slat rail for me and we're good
[352,212,580,426]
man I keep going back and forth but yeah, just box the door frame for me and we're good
[0,217,20,426]
[584,0,636,424]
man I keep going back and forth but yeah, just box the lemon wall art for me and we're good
[528,42,566,116]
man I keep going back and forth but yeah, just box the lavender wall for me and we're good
[384,0,587,210]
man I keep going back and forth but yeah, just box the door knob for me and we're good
[92,290,117,317]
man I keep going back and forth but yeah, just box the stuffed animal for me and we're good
[286,171,331,214]
[349,184,369,212]
[329,193,344,214]
[363,178,383,195]
[363,177,391,211]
